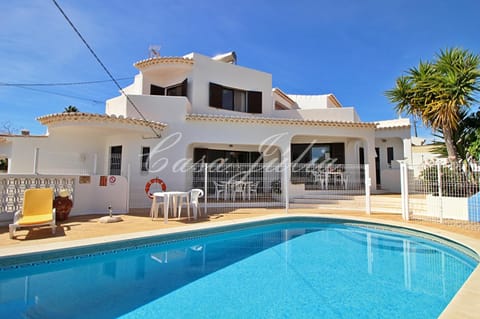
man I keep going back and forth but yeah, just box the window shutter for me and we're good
[209,83,223,108]
[150,84,165,95]
[247,91,262,113]
[181,78,188,97]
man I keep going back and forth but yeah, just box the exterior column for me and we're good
[364,139,377,192]
[403,137,412,165]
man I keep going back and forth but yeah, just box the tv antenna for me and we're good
[149,45,161,58]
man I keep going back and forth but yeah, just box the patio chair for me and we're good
[9,188,56,239]
[189,188,204,219]
[311,171,326,189]
[231,181,246,201]
[150,191,167,220]
[213,181,227,200]
[248,181,259,199]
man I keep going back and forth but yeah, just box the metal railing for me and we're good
[185,163,370,214]
[400,161,480,231]
[187,163,284,214]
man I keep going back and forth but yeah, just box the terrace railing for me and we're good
[187,163,370,215]
[400,161,480,231]
[188,163,284,214]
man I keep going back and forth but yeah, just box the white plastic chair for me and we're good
[311,171,326,189]
[231,181,246,201]
[213,181,227,200]
[150,192,168,220]
[189,188,204,219]
[248,181,259,199]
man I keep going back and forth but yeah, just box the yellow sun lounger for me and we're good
[9,188,56,239]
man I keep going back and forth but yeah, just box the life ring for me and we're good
[145,178,167,199]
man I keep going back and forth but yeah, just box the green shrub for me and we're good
[420,165,479,197]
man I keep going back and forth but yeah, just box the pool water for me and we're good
[0,221,477,318]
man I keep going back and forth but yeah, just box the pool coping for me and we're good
[0,213,478,318]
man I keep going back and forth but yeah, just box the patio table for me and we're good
[150,191,190,224]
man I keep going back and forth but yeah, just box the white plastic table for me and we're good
[150,191,190,223]
[325,171,344,189]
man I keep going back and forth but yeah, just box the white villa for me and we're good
[0,51,411,216]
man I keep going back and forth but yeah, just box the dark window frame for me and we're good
[109,145,122,176]
[387,147,394,168]
[209,82,262,114]
[141,146,150,172]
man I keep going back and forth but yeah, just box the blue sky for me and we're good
[1,0,479,139]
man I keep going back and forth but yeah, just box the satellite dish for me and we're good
[149,45,161,58]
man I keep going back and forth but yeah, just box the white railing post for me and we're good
[364,164,371,215]
[437,162,443,223]
[204,163,208,216]
[33,148,39,174]
[126,163,131,213]
[7,158,12,174]
[398,160,409,221]
[284,162,289,214]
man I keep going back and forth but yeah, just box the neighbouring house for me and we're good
[0,51,411,215]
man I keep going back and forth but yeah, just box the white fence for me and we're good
[187,163,369,214]
[400,161,480,231]
[0,163,371,220]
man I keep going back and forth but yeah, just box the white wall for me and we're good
[188,53,273,116]
[270,107,360,122]
[71,175,128,214]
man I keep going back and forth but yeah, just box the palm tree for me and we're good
[433,110,480,161]
[386,48,480,163]
[64,105,79,113]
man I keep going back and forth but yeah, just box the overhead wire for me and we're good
[0,77,131,87]
[7,85,104,104]
[0,78,131,104]
[51,0,161,137]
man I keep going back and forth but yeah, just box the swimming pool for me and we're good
[0,217,477,318]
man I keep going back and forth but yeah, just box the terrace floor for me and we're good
[0,207,479,248]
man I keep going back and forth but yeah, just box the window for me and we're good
[141,147,150,172]
[234,90,246,112]
[387,147,394,168]
[109,146,122,175]
[150,79,187,97]
[150,84,165,96]
[291,143,345,164]
[209,82,262,113]
[167,79,188,96]
[222,88,234,110]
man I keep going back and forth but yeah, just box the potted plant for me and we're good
[53,189,73,221]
